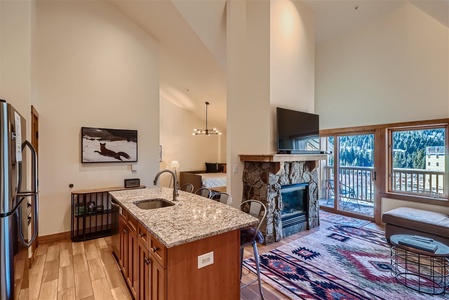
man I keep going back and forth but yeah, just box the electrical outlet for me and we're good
[198,251,214,269]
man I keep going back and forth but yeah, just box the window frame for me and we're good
[320,118,449,209]
[386,122,448,204]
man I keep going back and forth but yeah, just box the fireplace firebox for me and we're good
[280,183,308,237]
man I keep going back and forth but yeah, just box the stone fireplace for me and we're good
[240,154,327,244]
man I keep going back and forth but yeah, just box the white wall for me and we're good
[316,4,449,215]
[270,0,315,109]
[316,4,449,129]
[0,1,35,208]
[227,0,272,207]
[171,0,227,69]
[159,97,224,187]
[270,0,315,151]
[0,1,32,127]
[36,1,160,235]
[226,1,315,207]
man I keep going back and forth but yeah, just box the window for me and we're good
[389,126,446,199]
[320,119,449,223]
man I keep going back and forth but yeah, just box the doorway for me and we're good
[320,133,375,219]
[30,105,39,265]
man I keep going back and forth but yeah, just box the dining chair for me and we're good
[239,200,266,299]
[216,192,232,205]
[180,183,194,193]
[195,187,212,199]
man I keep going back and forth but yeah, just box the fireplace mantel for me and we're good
[239,153,328,163]
[240,154,328,174]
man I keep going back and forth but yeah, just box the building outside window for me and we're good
[390,128,446,199]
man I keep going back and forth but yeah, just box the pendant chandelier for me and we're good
[192,102,221,136]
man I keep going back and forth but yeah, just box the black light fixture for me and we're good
[192,102,221,136]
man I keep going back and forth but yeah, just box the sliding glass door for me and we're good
[320,133,375,218]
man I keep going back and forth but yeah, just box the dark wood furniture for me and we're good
[114,203,241,300]
[211,186,226,193]
[118,206,166,300]
[179,170,205,192]
[383,207,449,245]
[70,185,144,242]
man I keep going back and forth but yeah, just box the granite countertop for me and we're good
[109,187,258,248]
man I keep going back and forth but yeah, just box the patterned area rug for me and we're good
[320,210,372,228]
[244,225,448,299]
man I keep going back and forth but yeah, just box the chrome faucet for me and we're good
[153,169,179,201]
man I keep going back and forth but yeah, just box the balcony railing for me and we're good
[391,168,445,197]
[323,166,374,203]
[322,166,446,203]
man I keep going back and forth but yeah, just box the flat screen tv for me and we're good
[276,107,320,154]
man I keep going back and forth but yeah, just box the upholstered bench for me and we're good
[382,207,449,245]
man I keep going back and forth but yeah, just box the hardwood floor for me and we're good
[28,212,384,299]
[25,237,132,300]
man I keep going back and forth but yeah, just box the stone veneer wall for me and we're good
[242,161,319,244]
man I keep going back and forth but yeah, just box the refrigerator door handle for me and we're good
[13,131,23,196]
[17,194,38,247]
[17,140,38,195]
[17,140,38,247]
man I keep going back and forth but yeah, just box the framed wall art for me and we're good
[81,127,138,163]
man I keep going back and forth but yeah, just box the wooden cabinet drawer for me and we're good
[137,222,150,249]
[126,211,138,233]
[150,236,167,269]
[121,209,128,222]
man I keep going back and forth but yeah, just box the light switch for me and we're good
[131,164,138,172]
[233,165,238,173]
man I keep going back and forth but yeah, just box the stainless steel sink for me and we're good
[134,198,174,210]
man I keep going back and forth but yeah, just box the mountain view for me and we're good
[328,129,445,169]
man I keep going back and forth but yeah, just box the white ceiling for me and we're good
[111,0,449,132]
[303,0,448,45]
[111,0,227,131]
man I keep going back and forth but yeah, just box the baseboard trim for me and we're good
[38,231,71,244]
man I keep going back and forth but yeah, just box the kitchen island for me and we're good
[109,187,258,300]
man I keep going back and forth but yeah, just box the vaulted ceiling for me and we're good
[304,0,448,45]
[111,0,448,132]
[111,0,227,131]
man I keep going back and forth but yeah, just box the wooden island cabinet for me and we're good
[110,187,258,300]
[118,209,139,298]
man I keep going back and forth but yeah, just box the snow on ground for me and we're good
[82,138,137,162]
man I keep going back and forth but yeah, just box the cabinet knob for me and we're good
[152,247,160,253]
[144,258,151,265]
[123,229,128,234]
[139,233,146,238]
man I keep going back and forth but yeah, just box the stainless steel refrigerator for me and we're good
[0,100,38,300]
